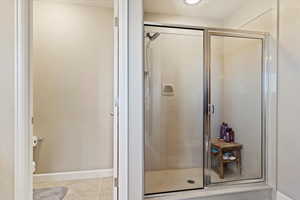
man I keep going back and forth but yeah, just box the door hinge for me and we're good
[114,177,119,188]
[31,117,34,125]
[114,17,119,27]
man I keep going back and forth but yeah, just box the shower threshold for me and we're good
[145,168,204,194]
[145,167,251,195]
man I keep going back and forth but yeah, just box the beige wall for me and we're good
[33,1,114,173]
[278,0,300,199]
[145,12,223,27]
[224,0,275,29]
[0,0,15,199]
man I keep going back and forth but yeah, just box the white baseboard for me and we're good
[33,168,113,183]
[277,191,294,200]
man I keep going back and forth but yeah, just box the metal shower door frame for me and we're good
[204,29,269,187]
[143,24,206,195]
[144,22,269,190]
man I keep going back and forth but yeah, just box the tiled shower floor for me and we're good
[145,168,204,194]
[145,168,245,194]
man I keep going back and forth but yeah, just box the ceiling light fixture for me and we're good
[184,0,202,5]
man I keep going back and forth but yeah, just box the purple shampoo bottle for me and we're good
[222,123,228,140]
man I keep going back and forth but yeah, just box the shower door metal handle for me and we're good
[209,104,215,115]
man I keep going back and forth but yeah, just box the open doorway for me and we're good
[31,1,118,199]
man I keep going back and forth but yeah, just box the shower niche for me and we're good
[144,24,268,195]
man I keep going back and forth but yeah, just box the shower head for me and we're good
[146,32,160,41]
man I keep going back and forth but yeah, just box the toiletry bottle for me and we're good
[230,129,235,143]
[223,123,228,140]
[220,123,225,139]
[229,128,233,143]
[219,123,224,139]
[225,128,231,143]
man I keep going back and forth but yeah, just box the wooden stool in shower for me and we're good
[211,138,242,179]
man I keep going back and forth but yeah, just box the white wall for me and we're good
[33,1,114,173]
[278,0,300,199]
[0,0,15,199]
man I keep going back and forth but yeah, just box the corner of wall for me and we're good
[277,191,295,200]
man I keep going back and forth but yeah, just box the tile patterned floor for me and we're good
[33,177,113,200]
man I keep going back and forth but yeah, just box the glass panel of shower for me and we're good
[209,32,265,184]
[144,25,204,194]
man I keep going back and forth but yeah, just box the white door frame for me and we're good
[14,0,129,200]
[113,0,120,199]
[117,0,129,199]
[15,0,32,199]
[127,0,144,200]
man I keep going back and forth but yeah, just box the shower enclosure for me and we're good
[144,23,268,195]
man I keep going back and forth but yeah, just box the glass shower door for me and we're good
[208,31,266,184]
[144,26,204,194]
